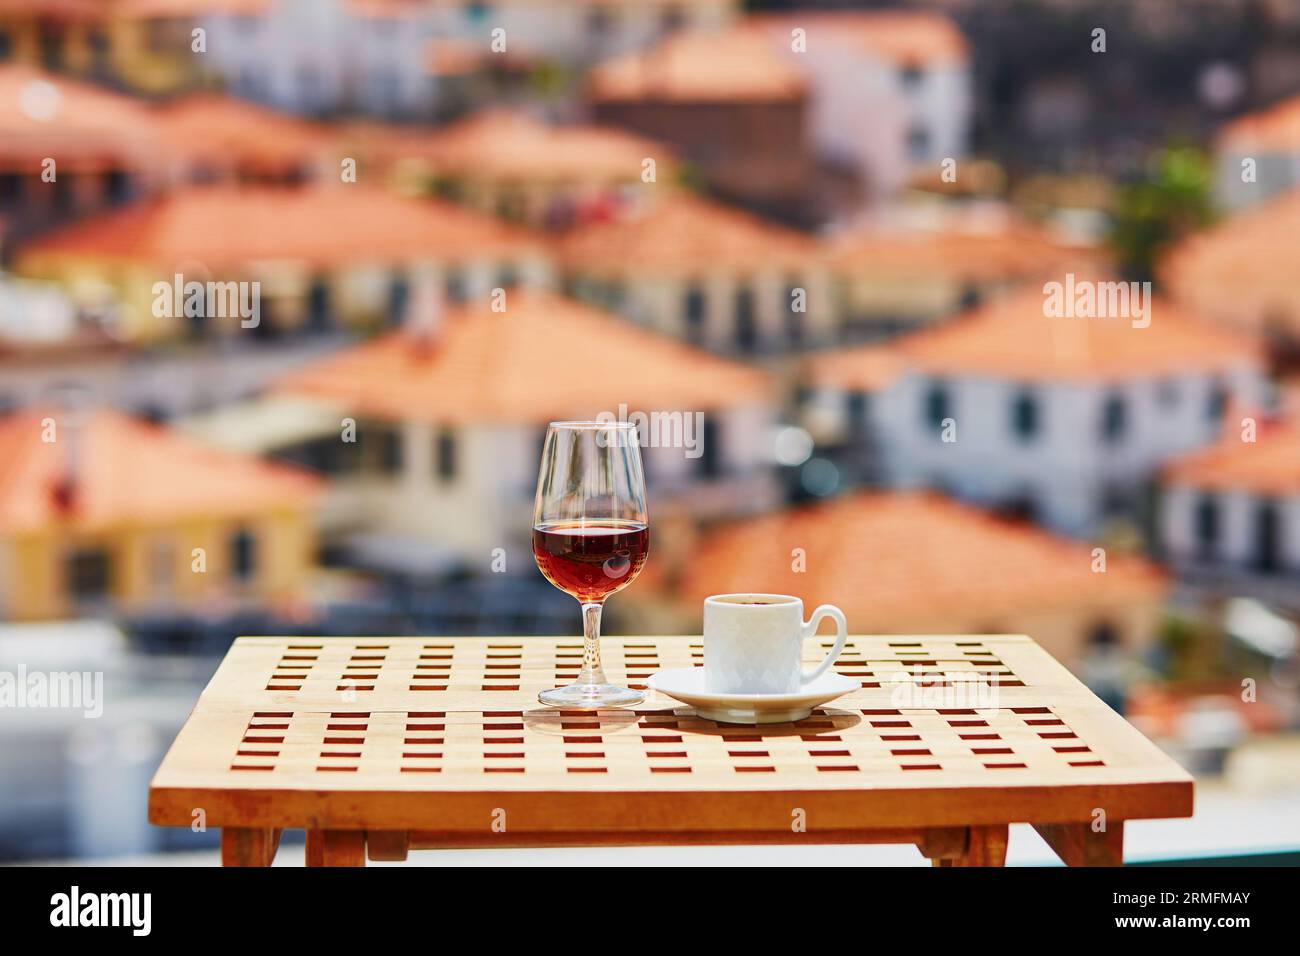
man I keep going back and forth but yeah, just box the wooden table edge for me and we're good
[149,778,1193,830]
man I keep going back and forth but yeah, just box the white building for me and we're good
[259,291,778,570]
[558,193,833,355]
[802,286,1267,538]
[201,0,436,118]
[750,11,972,200]
[198,0,738,119]
[1213,94,1300,211]
[1161,417,1300,608]
[424,0,737,65]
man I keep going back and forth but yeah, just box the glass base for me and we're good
[538,682,645,709]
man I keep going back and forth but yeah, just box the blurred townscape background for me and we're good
[1,0,1299,864]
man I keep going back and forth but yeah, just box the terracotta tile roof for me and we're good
[1218,94,1300,152]
[830,211,1098,283]
[346,0,423,18]
[0,408,320,535]
[370,108,675,182]
[805,344,907,393]
[589,27,806,103]
[275,291,770,424]
[111,0,271,15]
[589,11,964,103]
[868,284,1262,382]
[16,184,541,270]
[1160,188,1300,334]
[559,193,818,274]
[0,0,102,16]
[1163,417,1300,495]
[0,64,159,167]
[754,10,969,67]
[153,95,338,173]
[678,492,1166,630]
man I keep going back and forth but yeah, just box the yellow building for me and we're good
[0,0,243,96]
[0,407,320,621]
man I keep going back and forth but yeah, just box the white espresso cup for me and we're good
[703,593,848,694]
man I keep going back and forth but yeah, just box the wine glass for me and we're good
[533,421,649,708]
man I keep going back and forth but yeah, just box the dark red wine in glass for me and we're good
[533,421,648,709]
[533,521,650,603]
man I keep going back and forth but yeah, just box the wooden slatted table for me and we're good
[148,634,1193,866]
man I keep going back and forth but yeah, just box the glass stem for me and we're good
[578,601,607,687]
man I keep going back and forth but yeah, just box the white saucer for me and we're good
[646,667,859,724]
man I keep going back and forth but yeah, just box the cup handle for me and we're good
[800,604,848,685]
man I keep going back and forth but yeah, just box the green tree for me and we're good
[1109,145,1214,285]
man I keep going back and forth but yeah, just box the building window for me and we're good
[436,427,457,482]
[1100,391,1127,444]
[600,279,625,311]
[240,65,265,100]
[377,426,403,475]
[899,62,924,90]
[371,70,401,114]
[67,548,112,603]
[149,539,174,596]
[1156,378,1180,408]
[1011,388,1039,442]
[1087,621,1120,648]
[587,6,616,37]
[784,278,804,347]
[87,30,110,76]
[496,190,525,223]
[444,268,468,303]
[0,29,12,60]
[52,174,77,217]
[734,285,757,353]
[387,271,410,326]
[496,263,520,289]
[38,23,64,69]
[307,276,332,333]
[1253,499,1282,574]
[683,284,706,344]
[230,529,257,581]
[1101,483,1133,520]
[697,415,720,479]
[103,169,131,206]
[846,391,869,436]
[335,434,364,475]
[1194,493,1218,560]
[660,5,685,32]
[923,380,951,431]
[0,172,22,211]
[186,289,210,339]
[464,2,491,24]
[907,124,931,160]
[1206,380,1228,423]
[1000,492,1038,523]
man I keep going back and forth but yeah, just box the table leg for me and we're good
[305,829,366,867]
[920,824,1008,867]
[221,828,281,867]
[366,830,410,862]
[1034,821,1124,866]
